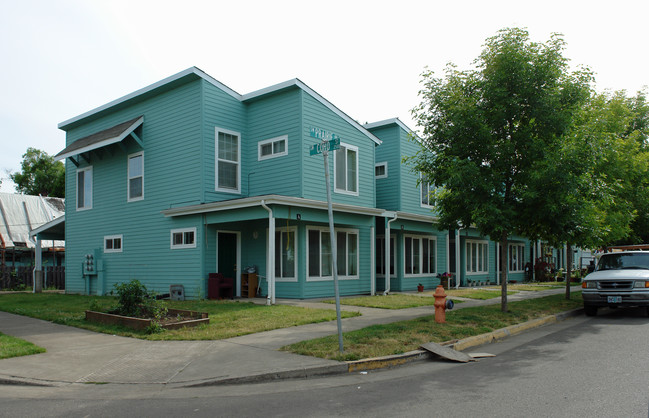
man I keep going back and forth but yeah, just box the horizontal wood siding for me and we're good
[246,89,302,198]
[371,125,401,211]
[64,80,206,297]
[301,94,376,208]
[202,80,248,201]
[399,128,436,216]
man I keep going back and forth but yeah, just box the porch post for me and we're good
[455,229,460,288]
[385,218,390,294]
[370,226,375,296]
[269,215,275,305]
[33,237,43,293]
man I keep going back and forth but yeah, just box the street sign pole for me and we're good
[322,141,344,354]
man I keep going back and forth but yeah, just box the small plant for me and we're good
[88,299,101,312]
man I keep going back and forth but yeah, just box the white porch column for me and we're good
[455,229,460,288]
[261,200,275,305]
[33,237,43,293]
[370,226,375,296]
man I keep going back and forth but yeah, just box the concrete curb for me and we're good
[181,307,584,386]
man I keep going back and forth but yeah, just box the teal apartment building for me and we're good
[42,67,536,300]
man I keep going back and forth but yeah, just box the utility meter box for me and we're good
[82,254,97,276]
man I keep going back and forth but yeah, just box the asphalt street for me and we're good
[2,306,648,417]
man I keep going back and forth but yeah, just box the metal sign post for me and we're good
[310,127,343,353]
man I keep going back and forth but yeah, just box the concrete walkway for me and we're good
[0,287,576,387]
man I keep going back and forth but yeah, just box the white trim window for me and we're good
[405,235,437,276]
[171,227,197,249]
[466,240,489,274]
[376,235,395,276]
[307,227,359,280]
[215,128,241,193]
[258,135,288,161]
[275,226,297,281]
[76,167,93,210]
[334,143,359,195]
[375,162,388,179]
[509,243,525,272]
[421,174,435,208]
[127,151,144,201]
[104,235,123,253]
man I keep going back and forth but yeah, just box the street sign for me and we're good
[309,137,340,155]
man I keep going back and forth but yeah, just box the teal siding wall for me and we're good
[246,89,302,198]
[301,94,376,208]
[64,80,207,297]
[202,80,248,202]
[371,124,401,211]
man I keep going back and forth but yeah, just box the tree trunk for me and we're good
[565,243,572,300]
[500,232,508,312]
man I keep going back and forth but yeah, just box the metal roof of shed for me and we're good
[0,193,65,249]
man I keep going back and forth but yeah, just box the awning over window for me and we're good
[54,116,143,161]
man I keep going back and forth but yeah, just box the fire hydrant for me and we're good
[433,285,454,323]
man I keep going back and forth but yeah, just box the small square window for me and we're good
[375,162,387,179]
[104,235,123,253]
[258,135,288,161]
[171,228,197,249]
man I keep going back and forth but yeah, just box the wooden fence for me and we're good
[0,266,65,290]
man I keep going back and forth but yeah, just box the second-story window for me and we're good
[76,167,92,210]
[258,135,288,161]
[421,174,434,207]
[128,152,144,201]
[334,143,358,195]
[216,128,241,193]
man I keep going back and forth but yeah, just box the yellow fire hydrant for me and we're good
[433,284,453,323]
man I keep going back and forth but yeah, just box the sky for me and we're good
[1,0,647,193]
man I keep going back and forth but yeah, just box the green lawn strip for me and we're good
[0,332,46,359]
[323,294,464,309]
[0,293,360,341]
[443,288,517,300]
[484,284,563,291]
[282,293,583,361]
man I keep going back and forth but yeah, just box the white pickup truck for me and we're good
[581,251,649,316]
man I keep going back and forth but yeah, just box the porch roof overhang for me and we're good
[161,195,386,218]
[381,210,439,224]
[54,116,144,161]
[29,215,65,241]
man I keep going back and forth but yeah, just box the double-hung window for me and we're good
[405,236,437,276]
[334,143,358,195]
[171,228,196,249]
[421,174,435,207]
[128,152,144,201]
[466,240,489,274]
[76,167,92,210]
[509,243,525,272]
[307,227,359,280]
[104,235,122,253]
[216,128,241,193]
[258,135,288,161]
[275,227,297,280]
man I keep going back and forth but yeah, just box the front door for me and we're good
[217,232,238,293]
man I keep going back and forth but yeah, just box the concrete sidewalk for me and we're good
[0,287,579,387]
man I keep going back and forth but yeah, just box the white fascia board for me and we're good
[394,211,439,223]
[364,118,422,141]
[58,67,242,130]
[243,79,382,146]
[162,195,385,218]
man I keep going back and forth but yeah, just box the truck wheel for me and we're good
[584,306,598,317]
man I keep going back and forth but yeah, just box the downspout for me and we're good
[260,200,275,305]
[385,212,398,295]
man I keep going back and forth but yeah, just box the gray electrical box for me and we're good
[170,284,185,301]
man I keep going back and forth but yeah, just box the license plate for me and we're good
[607,296,622,303]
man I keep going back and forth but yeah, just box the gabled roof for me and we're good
[58,67,381,145]
[0,193,65,249]
[364,118,421,139]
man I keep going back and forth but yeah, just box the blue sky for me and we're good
[1,0,647,192]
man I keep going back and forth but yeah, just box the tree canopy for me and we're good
[410,28,593,311]
[10,148,65,197]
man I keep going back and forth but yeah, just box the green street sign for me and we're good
[310,137,340,155]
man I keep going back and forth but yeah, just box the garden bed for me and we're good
[85,308,209,331]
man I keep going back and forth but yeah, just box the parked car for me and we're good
[582,251,649,316]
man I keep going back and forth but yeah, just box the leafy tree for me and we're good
[410,28,592,311]
[10,148,65,197]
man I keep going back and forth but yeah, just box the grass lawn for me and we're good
[0,332,46,359]
[324,294,463,309]
[283,293,583,361]
[0,293,360,341]
[442,288,517,300]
